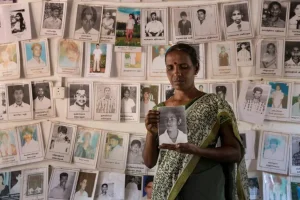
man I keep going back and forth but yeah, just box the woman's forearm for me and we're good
[143,132,159,168]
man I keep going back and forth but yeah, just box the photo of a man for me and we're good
[225,5,250,32]
[194,7,217,36]
[99,183,113,200]
[43,3,63,29]
[92,44,102,72]
[20,126,39,154]
[177,11,191,36]
[74,131,97,159]
[292,94,300,116]
[284,43,300,67]
[50,125,71,154]
[106,134,124,161]
[142,176,153,200]
[74,172,97,200]
[27,174,43,196]
[69,84,89,112]
[49,172,72,199]
[96,87,116,113]
[32,83,51,110]
[0,90,6,115]
[263,136,285,161]
[8,85,30,113]
[248,178,259,199]
[261,1,286,28]
[0,131,17,157]
[75,6,100,35]
[215,85,234,109]
[152,46,167,69]
[243,87,266,114]
[237,42,251,62]
[127,139,143,164]
[26,43,46,67]
[145,11,164,37]
[292,141,300,166]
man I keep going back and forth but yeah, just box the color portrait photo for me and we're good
[0,129,17,158]
[73,171,97,200]
[58,39,82,69]
[88,43,107,74]
[0,43,18,73]
[104,133,124,161]
[25,41,47,68]
[74,130,100,160]
[18,125,39,155]
[140,85,159,118]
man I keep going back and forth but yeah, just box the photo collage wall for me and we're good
[1,0,300,199]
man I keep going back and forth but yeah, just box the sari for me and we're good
[152,93,249,200]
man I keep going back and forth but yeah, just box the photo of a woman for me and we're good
[126,14,135,43]
[101,11,115,36]
[11,12,26,34]
[219,46,229,66]
[261,43,277,69]
[121,88,136,113]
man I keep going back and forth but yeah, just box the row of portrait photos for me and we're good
[4,1,300,48]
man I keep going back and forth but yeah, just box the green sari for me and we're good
[152,93,249,200]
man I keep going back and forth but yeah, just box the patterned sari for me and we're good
[152,93,249,200]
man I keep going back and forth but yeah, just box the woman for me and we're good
[101,11,115,36]
[262,43,277,69]
[140,88,156,117]
[126,14,135,43]
[121,88,135,113]
[0,174,9,196]
[143,43,249,200]
[271,84,284,108]
[219,46,229,66]
[12,13,26,33]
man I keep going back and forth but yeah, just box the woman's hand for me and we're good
[145,110,159,136]
[159,143,199,154]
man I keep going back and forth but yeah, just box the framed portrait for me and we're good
[0,85,8,121]
[32,81,55,119]
[291,82,300,121]
[0,171,22,199]
[266,81,292,121]
[192,4,221,43]
[237,80,271,124]
[211,41,238,78]
[289,176,300,200]
[73,127,101,168]
[93,83,121,122]
[85,42,112,78]
[262,172,289,200]
[6,83,33,121]
[284,40,300,78]
[248,176,260,200]
[257,131,289,174]
[259,0,288,37]
[40,1,67,37]
[16,123,44,165]
[120,84,140,123]
[67,82,93,120]
[142,175,154,200]
[73,4,103,42]
[57,39,83,77]
[45,122,77,163]
[0,128,19,168]
[287,2,300,37]
[21,39,50,78]
[289,135,300,176]
[100,7,117,44]
[255,39,284,77]
[235,40,254,67]
[195,83,209,93]
[191,44,206,79]
[161,84,174,102]
[71,170,98,200]
[115,7,141,52]
[171,7,193,44]
[0,42,20,81]
[222,1,254,40]
[98,130,129,171]
[48,167,79,200]
[141,8,168,45]
[147,45,171,79]
[125,175,142,200]
[120,52,146,79]
[140,84,160,119]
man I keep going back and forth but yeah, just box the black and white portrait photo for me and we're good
[121,86,137,114]
[69,84,89,112]
[288,2,300,37]
[125,175,141,200]
[0,86,7,119]
[236,41,252,66]
[27,174,43,196]
[211,83,236,113]
[49,125,72,154]
[171,7,193,43]
[32,82,51,111]
[284,41,300,77]
[74,4,102,42]
[48,168,78,200]
[158,106,187,145]
[290,135,300,175]
[42,2,64,30]
[248,177,260,199]
[96,172,125,200]
[127,137,145,165]
[73,171,98,200]
[7,84,31,113]
[101,8,116,36]
[140,84,159,118]
[10,171,22,197]
[10,10,27,34]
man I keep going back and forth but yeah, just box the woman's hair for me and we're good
[180,11,187,17]
[129,13,135,20]
[0,174,4,184]
[16,13,25,31]
[165,43,199,69]
[266,43,276,54]
[123,88,130,96]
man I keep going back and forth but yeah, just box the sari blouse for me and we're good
[152,93,249,200]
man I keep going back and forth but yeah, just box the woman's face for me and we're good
[124,90,130,98]
[295,5,300,16]
[129,15,132,19]
[268,45,275,54]
[105,12,111,19]
[16,14,21,21]
[165,50,197,90]
[276,85,280,91]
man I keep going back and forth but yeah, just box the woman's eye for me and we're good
[166,65,173,70]
[180,64,188,68]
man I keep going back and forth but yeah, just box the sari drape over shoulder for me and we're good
[152,93,249,200]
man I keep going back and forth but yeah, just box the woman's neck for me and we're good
[167,86,202,106]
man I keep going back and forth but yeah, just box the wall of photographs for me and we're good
[1,0,300,199]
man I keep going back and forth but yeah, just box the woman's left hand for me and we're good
[159,143,199,154]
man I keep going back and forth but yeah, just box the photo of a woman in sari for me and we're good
[143,43,249,200]
[261,43,277,69]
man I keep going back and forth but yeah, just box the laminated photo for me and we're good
[147,45,171,79]
[6,83,33,121]
[85,42,112,78]
[289,176,300,200]
[192,4,221,43]
[289,135,300,176]
[287,2,300,37]
[0,170,22,200]
[100,7,117,44]
[161,84,174,102]
[73,4,103,42]
[67,82,92,120]
[171,7,193,43]
[45,122,77,163]
[140,84,160,119]
[120,52,146,79]
[284,40,300,78]
[40,1,67,37]
[0,42,20,81]
[94,172,125,200]
[115,7,141,52]
[158,106,187,145]
[255,39,284,77]
[222,1,254,40]
[48,167,79,200]
[263,172,289,200]
[0,128,19,168]
[21,167,48,200]
[16,123,44,166]
[0,85,8,121]
[21,39,50,78]
[126,135,147,175]
[93,83,121,122]
[291,82,300,121]
[248,177,260,200]
[240,130,256,160]
[142,175,154,200]
[191,44,205,79]
[211,41,238,78]
[141,8,168,45]
[32,81,55,119]
[257,131,289,174]
[99,130,129,171]
[195,83,209,93]
[72,170,98,200]
[73,127,101,168]
[259,0,288,37]
[125,175,142,200]
[120,84,140,123]
[237,81,271,124]
[266,81,291,121]
[57,39,83,77]
[235,40,254,67]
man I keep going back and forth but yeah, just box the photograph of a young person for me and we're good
[20,126,39,154]
[127,139,143,164]
[269,84,286,109]
[292,94,300,116]
[27,174,43,195]
[225,5,250,32]
[0,173,9,196]
[261,42,277,69]
[178,11,191,35]
[69,84,89,112]
[263,136,285,161]
[49,172,72,199]
[145,11,164,37]
[289,3,300,29]
[248,178,259,199]
[11,12,26,34]
[105,134,124,161]
[26,43,46,67]
[50,125,71,154]
[0,131,17,157]
[284,43,300,67]
[219,46,229,66]
[74,132,96,160]
[43,4,63,29]
[243,86,266,114]
[101,10,115,36]
[292,141,300,166]
[143,43,248,199]
[75,6,100,35]
[261,1,286,28]
[74,172,96,200]
[96,87,116,114]
[8,85,30,113]
[10,171,21,195]
[142,176,153,200]
[32,83,51,110]
[140,87,156,117]
[121,87,136,113]
[237,42,251,62]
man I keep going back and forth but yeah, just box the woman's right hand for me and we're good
[145,110,160,136]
